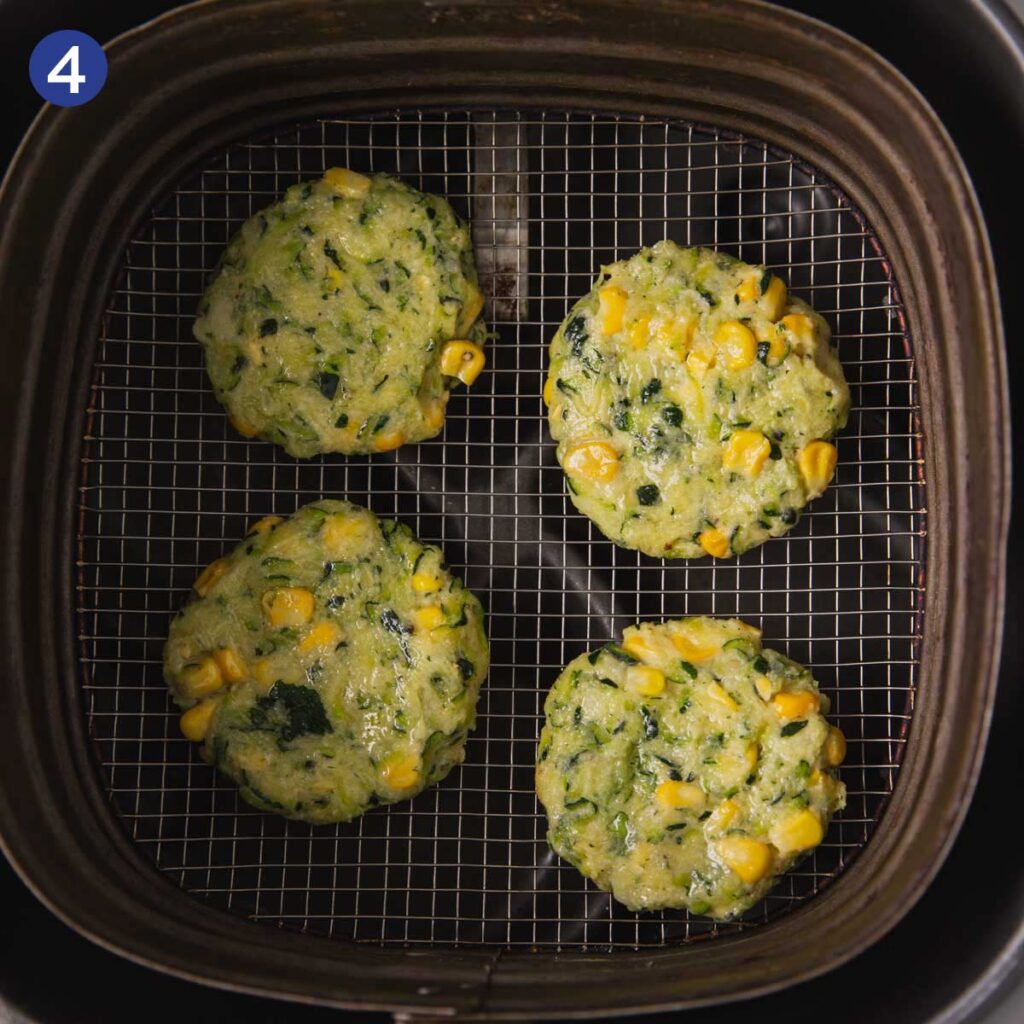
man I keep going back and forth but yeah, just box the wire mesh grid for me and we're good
[77,110,925,950]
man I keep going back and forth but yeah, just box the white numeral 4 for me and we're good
[47,45,86,95]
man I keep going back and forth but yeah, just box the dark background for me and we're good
[1,1,1021,1022]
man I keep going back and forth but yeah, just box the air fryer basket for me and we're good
[0,1,1007,1019]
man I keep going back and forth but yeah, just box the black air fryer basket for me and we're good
[0,0,1008,1018]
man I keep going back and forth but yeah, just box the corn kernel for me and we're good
[706,798,740,833]
[598,285,628,335]
[413,605,445,632]
[745,743,760,773]
[457,287,485,336]
[764,328,790,366]
[754,675,774,701]
[759,276,789,321]
[229,414,259,438]
[374,429,405,452]
[655,780,705,811]
[770,809,824,855]
[323,166,371,198]
[322,514,370,556]
[439,340,486,386]
[193,558,229,597]
[625,665,666,697]
[825,726,847,766]
[563,440,619,482]
[627,315,651,350]
[381,753,421,791]
[714,320,758,370]
[213,648,247,686]
[735,276,760,303]
[697,528,730,559]
[686,340,716,379]
[669,628,719,662]
[657,317,695,355]
[250,657,278,693]
[421,395,447,432]
[297,620,343,655]
[246,515,283,538]
[543,377,555,407]
[622,633,661,663]
[717,836,774,884]
[722,429,771,478]
[781,313,817,353]
[797,440,838,498]
[808,769,825,788]
[262,587,316,628]
[178,656,224,699]
[707,682,739,712]
[412,572,443,594]
[325,266,344,291]
[180,700,218,742]
[771,690,821,721]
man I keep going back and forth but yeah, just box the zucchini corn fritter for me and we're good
[164,501,489,824]
[546,242,849,559]
[195,169,487,457]
[536,617,846,919]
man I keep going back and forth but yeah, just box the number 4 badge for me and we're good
[29,30,108,107]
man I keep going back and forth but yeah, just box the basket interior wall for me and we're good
[77,111,925,950]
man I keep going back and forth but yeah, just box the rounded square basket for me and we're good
[0,1,1007,1018]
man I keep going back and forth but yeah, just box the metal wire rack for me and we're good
[77,111,925,951]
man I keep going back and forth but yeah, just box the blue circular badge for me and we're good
[29,30,107,107]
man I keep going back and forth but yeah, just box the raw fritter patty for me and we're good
[545,242,850,559]
[164,500,489,824]
[536,617,847,918]
[194,169,487,458]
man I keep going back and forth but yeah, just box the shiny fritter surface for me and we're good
[195,169,486,458]
[164,501,489,823]
[545,242,850,559]
[536,617,846,918]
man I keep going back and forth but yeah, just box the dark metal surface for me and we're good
[0,0,1008,1018]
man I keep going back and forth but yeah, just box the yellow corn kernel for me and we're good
[250,657,278,693]
[193,558,229,597]
[456,287,485,336]
[722,429,771,478]
[323,166,371,198]
[439,340,486,386]
[421,395,447,432]
[178,656,224,700]
[707,682,739,712]
[325,266,344,291]
[669,629,718,662]
[213,648,247,686]
[717,837,774,885]
[655,780,705,811]
[697,528,730,559]
[770,809,825,855]
[627,315,651,350]
[754,675,774,701]
[714,320,758,371]
[321,514,369,556]
[735,276,760,303]
[808,768,825,789]
[706,798,740,833]
[411,572,443,594]
[825,726,847,766]
[598,285,628,335]
[797,440,838,498]
[563,440,619,482]
[297,620,343,655]
[781,313,817,353]
[625,665,666,697]
[246,515,283,538]
[413,605,445,632]
[180,700,218,742]
[656,317,695,355]
[685,340,716,379]
[759,276,788,321]
[622,633,659,663]
[374,429,405,452]
[262,587,316,628]
[229,414,259,438]
[771,690,821,721]
[745,743,760,773]
[543,377,555,407]
[381,753,421,791]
